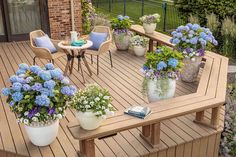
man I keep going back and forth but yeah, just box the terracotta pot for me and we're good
[146,78,176,102]
[113,32,131,51]
[143,23,157,34]
[181,57,202,82]
[133,46,147,56]
[24,120,59,146]
[77,111,104,130]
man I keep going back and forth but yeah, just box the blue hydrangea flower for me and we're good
[168,58,179,68]
[156,49,163,53]
[44,80,56,89]
[1,88,11,96]
[32,83,43,91]
[171,31,177,36]
[213,39,218,46]
[25,77,33,83]
[40,88,54,97]
[189,30,195,35]
[9,75,19,83]
[19,63,29,71]
[16,69,26,76]
[45,63,54,70]
[35,95,50,107]
[190,37,198,44]
[61,77,70,84]
[157,61,167,70]
[124,16,129,19]
[38,70,51,81]
[30,65,41,74]
[9,101,15,107]
[186,23,193,29]
[61,85,77,96]
[22,84,31,91]
[192,24,200,31]
[176,33,183,38]
[12,82,22,92]
[172,38,180,44]
[17,78,25,84]
[200,32,207,38]
[50,69,63,79]
[12,92,23,102]
[143,66,149,71]
[118,15,124,20]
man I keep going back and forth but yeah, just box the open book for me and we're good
[124,106,151,119]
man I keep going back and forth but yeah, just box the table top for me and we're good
[58,40,93,50]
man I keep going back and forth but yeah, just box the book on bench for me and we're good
[124,106,151,119]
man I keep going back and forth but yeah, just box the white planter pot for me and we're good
[143,23,157,34]
[24,120,59,146]
[147,78,176,102]
[133,46,147,56]
[113,32,131,51]
[77,111,104,130]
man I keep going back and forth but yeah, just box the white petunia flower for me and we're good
[57,114,63,119]
[23,119,29,125]
[191,57,196,61]
[24,111,29,116]
[32,117,38,122]
[103,96,110,100]
[35,113,40,117]
[95,97,100,102]
[101,115,107,119]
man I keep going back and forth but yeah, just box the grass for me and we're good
[92,0,185,33]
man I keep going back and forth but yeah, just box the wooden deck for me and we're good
[0,41,225,157]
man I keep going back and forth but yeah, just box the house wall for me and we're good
[47,0,82,39]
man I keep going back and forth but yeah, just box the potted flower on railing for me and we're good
[71,84,114,130]
[130,35,149,56]
[111,15,133,51]
[141,46,184,102]
[170,23,218,82]
[1,63,77,146]
[140,13,161,34]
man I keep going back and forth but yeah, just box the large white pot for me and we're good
[147,78,176,102]
[24,120,59,146]
[113,32,131,51]
[143,23,157,34]
[77,111,104,130]
[133,46,147,57]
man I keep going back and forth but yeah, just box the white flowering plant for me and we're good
[71,84,114,118]
[130,35,149,47]
[139,13,161,24]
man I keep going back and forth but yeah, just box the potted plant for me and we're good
[1,63,77,146]
[71,84,114,130]
[130,35,149,56]
[141,46,184,102]
[140,13,161,34]
[111,15,132,51]
[170,23,218,82]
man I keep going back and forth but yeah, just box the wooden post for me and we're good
[195,111,204,122]
[79,139,95,157]
[211,106,220,129]
[150,123,160,146]
[149,39,154,52]
[142,125,151,137]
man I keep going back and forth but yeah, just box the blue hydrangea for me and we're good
[118,15,124,20]
[44,80,56,89]
[124,16,129,19]
[213,39,218,46]
[61,78,70,84]
[143,66,149,71]
[32,83,43,91]
[61,85,77,96]
[156,49,163,53]
[12,92,23,102]
[1,88,11,96]
[19,63,29,71]
[30,65,41,74]
[12,82,22,92]
[189,30,195,35]
[45,63,54,70]
[50,69,63,79]
[172,38,180,44]
[192,24,200,31]
[200,32,207,38]
[17,78,25,84]
[176,33,183,38]
[35,95,50,107]
[190,37,198,45]
[16,69,26,76]
[22,84,31,91]
[38,70,51,81]
[40,88,54,97]
[157,61,167,70]
[9,75,19,83]
[25,77,33,83]
[9,101,15,107]
[168,58,179,68]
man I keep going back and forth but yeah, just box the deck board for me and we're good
[0,41,224,157]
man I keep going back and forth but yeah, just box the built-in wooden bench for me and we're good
[69,39,228,157]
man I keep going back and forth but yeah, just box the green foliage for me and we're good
[110,15,132,30]
[81,0,95,34]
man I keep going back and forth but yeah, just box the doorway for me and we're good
[0,0,50,42]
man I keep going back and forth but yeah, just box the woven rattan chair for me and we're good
[29,30,66,65]
[85,26,113,75]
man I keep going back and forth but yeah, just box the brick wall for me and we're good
[47,0,82,39]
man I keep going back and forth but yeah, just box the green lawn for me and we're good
[93,0,185,33]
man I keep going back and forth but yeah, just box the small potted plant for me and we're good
[170,23,218,82]
[140,13,161,34]
[130,35,149,56]
[1,63,77,146]
[71,84,114,130]
[141,46,184,102]
[111,15,133,51]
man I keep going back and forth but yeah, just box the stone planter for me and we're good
[77,111,104,130]
[181,57,202,82]
[24,120,59,146]
[133,46,147,57]
[113,32,131,51]
[146,78,176,102]
[143,23,157,34]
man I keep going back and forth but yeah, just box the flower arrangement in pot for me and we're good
[170,23,218,82]
[140,13,161,34]
[130,35,149,56]
[111,15,133,51]
[1,63,77,146]
[141,46,184,102]
[71,84,114,130]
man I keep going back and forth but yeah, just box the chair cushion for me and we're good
[34,35,57,53]
[89,32,108,50]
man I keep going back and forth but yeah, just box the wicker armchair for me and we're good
[29,30,66,65]
[85,26,113,75]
